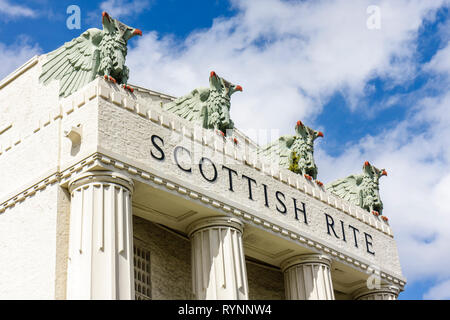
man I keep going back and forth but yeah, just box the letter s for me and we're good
[151,135,165,161]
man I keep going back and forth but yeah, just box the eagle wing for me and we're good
[258,135,295,169]
[325,174,363,207]
[39,28,103,98]
[163,87,210,124]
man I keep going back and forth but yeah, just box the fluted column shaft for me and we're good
[188,217,249,300]
[66,171,134,300]
[281,254,335,300]
[353,285,400,300]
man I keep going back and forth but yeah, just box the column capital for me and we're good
[68,170,134,193]
[352,284,400,300]
[188,215,248,300]
[187,216,244,238]
[281,253,332,272]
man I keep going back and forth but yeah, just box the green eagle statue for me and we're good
[259,121,324,181]
[325,161,387,215]
[39,12,142,97]
[163,71,242,134]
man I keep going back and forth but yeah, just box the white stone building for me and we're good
[0,55,406,300]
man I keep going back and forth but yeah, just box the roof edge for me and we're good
[0,55,40,91]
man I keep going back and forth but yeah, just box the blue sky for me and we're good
[0,0,449,300]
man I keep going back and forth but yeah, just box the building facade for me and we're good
[0,55,406,300]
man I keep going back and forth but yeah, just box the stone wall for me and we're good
[246,261,285,300]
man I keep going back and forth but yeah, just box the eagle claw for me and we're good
[122,84,134,93]
[216,130,225,137]
[104,75,117,84]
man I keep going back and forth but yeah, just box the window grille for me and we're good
[134,244,151,300]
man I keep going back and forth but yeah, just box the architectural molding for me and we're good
[187,216,244,237]
[281,253,332,271]
[0,123,12,136]
[133,202,198,223]
[352,284,400,300]
[244,243,293,260]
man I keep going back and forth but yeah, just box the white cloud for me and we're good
[0,0,36,19]
[424,279,450,299]
[316,90,450,286]
[127,0,446,136]
[124,0,450,298]
[99,0,152,19]
[425,40,450,75]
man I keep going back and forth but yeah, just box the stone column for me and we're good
[66,171,135,300]
[353,284,400,300]
[281,254,335,300]
[187,216,249,300]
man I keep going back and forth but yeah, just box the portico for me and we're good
[62,162,403,300]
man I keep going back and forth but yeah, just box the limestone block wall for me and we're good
[246,261,285,300]
[133,216,193,299]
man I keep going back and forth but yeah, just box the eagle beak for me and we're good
[133,29,143,36]
[382,170,388,176]
[235,85,243,92]
[317,131,324,138]
[102,11,110,22]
